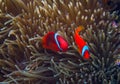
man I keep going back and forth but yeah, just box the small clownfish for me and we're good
[74,26,90,59]
[42,32,68,52]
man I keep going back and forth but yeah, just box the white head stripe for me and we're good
[54,33,63,51]
[82,45,89,56]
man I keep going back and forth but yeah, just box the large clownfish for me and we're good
[42,32,68,52]
[74,26,90,59]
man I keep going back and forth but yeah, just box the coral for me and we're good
[0,0,120,84]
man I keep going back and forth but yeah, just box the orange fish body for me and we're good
[74,26,90,59]
[42,32,68,52]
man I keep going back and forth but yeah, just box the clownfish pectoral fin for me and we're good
[82,45,89,57]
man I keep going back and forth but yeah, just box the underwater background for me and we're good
[0,0,120,84]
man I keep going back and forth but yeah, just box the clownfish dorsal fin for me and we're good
[75,26,84,34]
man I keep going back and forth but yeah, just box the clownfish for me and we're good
[42,32,68,52]
[74,26,90,59]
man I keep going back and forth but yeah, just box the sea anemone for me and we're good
[0,0,120,84]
